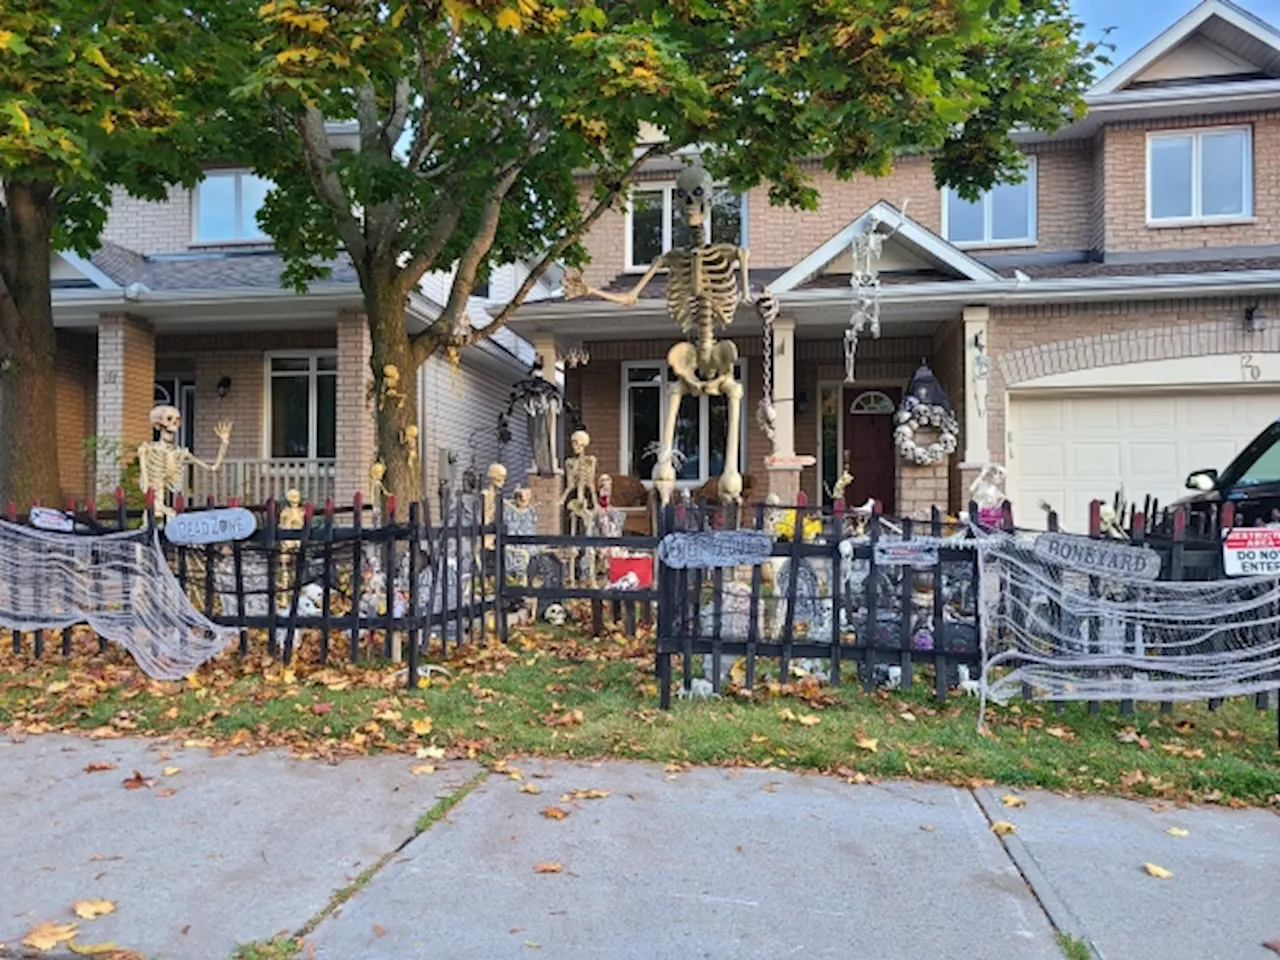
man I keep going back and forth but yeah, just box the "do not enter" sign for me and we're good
[1222,527,1280,576]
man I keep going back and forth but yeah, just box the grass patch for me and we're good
[1055,931,1093,960]
[2,629,1278,806]
[230,935,303,960]
[415,768,489,833]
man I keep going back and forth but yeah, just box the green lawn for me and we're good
[2,625,1277,806]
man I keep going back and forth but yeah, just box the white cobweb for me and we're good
[0,521,236,679]
[974,529,1280,721]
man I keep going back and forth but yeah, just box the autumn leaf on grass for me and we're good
[122,770,155,790]
[532,862,562,874]
[541,708,584,727]
[311,702,332,715]
[855,737,879,753]
[83,762,116,774]
[797,714,821,727]
[24,921,78,950]
[416,745,446,760]
[1001,794,1026,808]
[777,708,797,722]
[542,806,570,820]
[990,821,1018,836]
[1166,827,1190,838]
[1044,726,1075,741]
[1143,862,1174,879]
[73,899,116,920]
[518,783,542,795]
[411,718,434,736]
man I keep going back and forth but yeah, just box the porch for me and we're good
[187,458,338,505]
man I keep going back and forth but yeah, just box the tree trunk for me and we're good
[365,281,422,508]
[0,181,62,508]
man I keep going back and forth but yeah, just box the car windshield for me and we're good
[1219,420,1280,487]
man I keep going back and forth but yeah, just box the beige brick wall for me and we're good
[95,313,155,490]
[897,459,951,521]
[100,184,194,255]
[986,294,1280,464]
[55,332,97,503]
[1102,112,1280,252]
[335,312,375,505]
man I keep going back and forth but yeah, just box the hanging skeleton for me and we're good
[844,206,905,383]
[564,165,756,505]
[137,405,232,519]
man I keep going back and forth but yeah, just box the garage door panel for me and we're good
[1009,390,1280,533]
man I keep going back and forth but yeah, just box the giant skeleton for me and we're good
[137,405,232,518]
[566,165,775,505]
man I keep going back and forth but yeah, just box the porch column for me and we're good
[334,310,375,505]
[527,329,564,534]
[764,314,814,503]
[95,313,154,495]
[958,305,991,501]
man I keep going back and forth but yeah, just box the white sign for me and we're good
[165,507,257,545]
[29,507,75,533]
[658,531,775,569]
[1222,527,1280,576]
[874,541,938,568]
[1034,532,1162,581]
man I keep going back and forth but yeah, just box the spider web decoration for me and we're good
[0,522,236,679]
[973,528,1280,723]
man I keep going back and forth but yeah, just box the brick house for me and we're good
[506,0,1280,532]
[51,170,546,509]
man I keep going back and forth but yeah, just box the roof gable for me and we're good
[1092,0,1280,95]
[768,201,1000,293]
[52,251,119,290]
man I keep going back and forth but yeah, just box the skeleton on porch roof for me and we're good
[565,164,775,506]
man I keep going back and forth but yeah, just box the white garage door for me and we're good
[1008,391,1280,532]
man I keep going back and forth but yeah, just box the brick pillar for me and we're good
[896,457,951,521]
[334,311,375,505]
[96,313,155,493]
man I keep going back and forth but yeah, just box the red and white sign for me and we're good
[1223,527,1280,576]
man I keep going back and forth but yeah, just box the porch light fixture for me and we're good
[216,376,232,398]
[1245,305,1267,333]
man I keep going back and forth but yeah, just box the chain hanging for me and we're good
[756,290,778,445]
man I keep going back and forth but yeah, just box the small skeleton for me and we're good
[137,405,231,519]
[370,460,391,500]
[561,430,597,536]
[401,423,419,476]
[565,164,751,505]
[379,364,406,411]
[482,462,507,550]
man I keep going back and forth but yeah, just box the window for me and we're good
[626,185,745,270]
[621,361,746,483]
[942,159,1037,246]
[195,170,271,242]
[266,354,337,459]
[1147,127,1251,223]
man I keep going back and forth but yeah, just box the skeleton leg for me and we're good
[719,379,744,504]
[654,379,687,506]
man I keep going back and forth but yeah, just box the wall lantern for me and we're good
[1245,305,1267,333]
[216,376,232,398]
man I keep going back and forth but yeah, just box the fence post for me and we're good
[350,492,364,661]
[281,502,315,666]
[495,494,508,646]
[656,503,676,709]
[264,497,279,657]
[407,501,422,689]
[863,506,881,693]
[830,498,844,687]
[320,499,335,665]
[745,501,765,694]
[931,506,948,702]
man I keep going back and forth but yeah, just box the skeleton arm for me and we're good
[564,257,665,306]
[137,443,155,496]
[183,421,233,473]
[738,247,752,304]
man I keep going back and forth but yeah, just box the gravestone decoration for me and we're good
[774,556,820,639]
[526,551,564,601]
[502,490,537,583]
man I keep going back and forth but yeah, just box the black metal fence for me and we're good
[654,502,982,708]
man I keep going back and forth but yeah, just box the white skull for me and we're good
[543,603,568,626]
[675,165,713,229]
[149,404,183,439]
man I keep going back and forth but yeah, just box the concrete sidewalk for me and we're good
[1,735,1277,960]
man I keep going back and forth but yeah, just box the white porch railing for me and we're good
[188,458,337,506]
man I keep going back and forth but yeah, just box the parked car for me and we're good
[1177,419,1280,527]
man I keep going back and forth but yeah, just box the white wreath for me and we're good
[893,398,959,465]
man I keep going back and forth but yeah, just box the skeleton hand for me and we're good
[214,421,233,446]
[755,290,779,320]
[562,272,590,300]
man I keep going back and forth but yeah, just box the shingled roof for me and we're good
[89,243,360,291]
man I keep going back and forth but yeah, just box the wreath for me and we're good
[894,396,959,465]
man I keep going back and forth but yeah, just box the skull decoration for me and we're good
[151,404,183,440]
[543,603,568,626]
[675,165,714,228]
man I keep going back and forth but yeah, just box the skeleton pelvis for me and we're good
[667,339,738,393]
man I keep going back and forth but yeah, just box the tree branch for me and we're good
[296,107,366,261]
[467,143,665,345]
[385,76,413,150]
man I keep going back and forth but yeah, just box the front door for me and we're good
[843,387,900,514]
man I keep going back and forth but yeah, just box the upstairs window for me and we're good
[942,158,1037,246]
[626,185,745,270]
[1147,127,1252,223]
[195,170,271,243]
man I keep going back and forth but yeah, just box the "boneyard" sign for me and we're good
[1033,532,1161,581]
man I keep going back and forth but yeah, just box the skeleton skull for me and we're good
[543,603,568,626]
[150,404,182,440]
[675,165,713,228]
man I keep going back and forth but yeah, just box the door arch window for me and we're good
[849,390,895,415]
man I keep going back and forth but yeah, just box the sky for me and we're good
[1071,0,1280,68]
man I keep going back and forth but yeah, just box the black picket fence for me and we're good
[654,501,982,708]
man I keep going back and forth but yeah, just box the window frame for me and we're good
[1145,125,1253,226]
[618,359,748,486]
[940,157,1038,248]
[623,183,748,272]
[262,351,338,460]
[192,169,272,245]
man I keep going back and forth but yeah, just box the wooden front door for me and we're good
[843,387,900,514]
